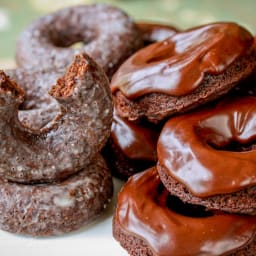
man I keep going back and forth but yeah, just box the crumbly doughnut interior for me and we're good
[49,56,88,98]
[0,71,24,98]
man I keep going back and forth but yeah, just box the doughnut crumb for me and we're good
[0,71,24,99]
[49,54,88,98]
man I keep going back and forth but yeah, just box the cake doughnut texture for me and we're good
[157,96,256,214]
[0,53,113,183]
[113,167,256,256]
[16,4,142,78]
[0,154,113,236]
[111,22,256,123]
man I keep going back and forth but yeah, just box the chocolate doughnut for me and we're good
[113,167,256,256]
[0,53,113,183]
[137,22,178,45]
[101,21,176,179]
[102,109,159,180]
[111,22,256,123]
[157,96,256,214]
[0,154,113,236]
[16,4,142,78]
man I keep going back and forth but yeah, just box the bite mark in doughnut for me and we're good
[16,4,143,78]
[0,53,113,183]
[0,154,113,236]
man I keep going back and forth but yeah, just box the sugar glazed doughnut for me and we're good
[111,22,256,123]
[157,96,256,214]
[113,168,256,256]
[0,154,112,236]
[16,4,142,78]
[0,53,113,183]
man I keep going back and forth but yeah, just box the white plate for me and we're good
[1,178,128,256]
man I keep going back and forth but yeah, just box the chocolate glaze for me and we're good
[157,96,256,197]
[115,167,256,256]
[111,22,254,99]
[111,109,158,161]
[137,22,178,45]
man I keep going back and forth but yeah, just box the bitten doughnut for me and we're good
[113,167,256,256]
[16,4,142,78]
[137,22,178,45]
[111,22,256,123]
[0,53,113,183]
[0,154,113,236]
[102,109,159,180]
[157,96,256,214]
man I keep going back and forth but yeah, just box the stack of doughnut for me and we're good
[0,4,143,236]
[102,22,179,179]
[0,53,116,236]
[0,3,255,254]
[111,22,256,256]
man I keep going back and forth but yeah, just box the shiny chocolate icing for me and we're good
[157,96,256,197]
[111,109,158,161]
[115,167,256,256]
[111,23,253,99]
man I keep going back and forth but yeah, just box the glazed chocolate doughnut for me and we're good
[157,96,256,214]
[0,53,113,183]
[102,109,159,180]
[0,154,113,236]
[137,22,178,45]
[111,22,256,123]
[101,21,177,179]
[113,167,256,256]
[16,4,142,78]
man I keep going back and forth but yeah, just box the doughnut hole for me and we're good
[156,183,214,218]
[47,21,98,49]
[196,112,256,152]
[70,42,85,49]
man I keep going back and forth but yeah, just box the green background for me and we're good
[0,0,256,68]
